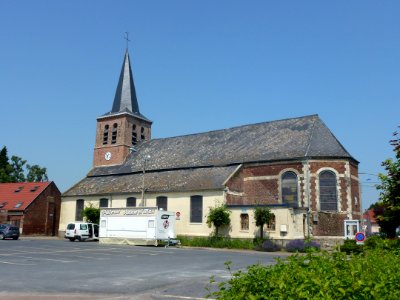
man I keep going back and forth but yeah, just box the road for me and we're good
[0,238,287,299]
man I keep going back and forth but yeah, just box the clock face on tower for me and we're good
[104,152,112,161]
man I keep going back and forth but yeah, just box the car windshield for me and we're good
[67,224,75,230]
[0,224,6,229]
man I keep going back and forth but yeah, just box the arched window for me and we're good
[240,213,249,230]
[126,197,136,207]
[103,125,109,145]
[75,199,84,221]
[319,170,337,211]
[156,196,168,211]
[140,127,145,141]
[111,123,118,144]
[282,171,298,207]
[132,125,137,145]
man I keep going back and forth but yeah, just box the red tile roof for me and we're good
[0,182,52,211]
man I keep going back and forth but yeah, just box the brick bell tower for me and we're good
[93,50,152,167]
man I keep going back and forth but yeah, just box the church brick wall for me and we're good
[93,114,151,167]
[225,159,360,237]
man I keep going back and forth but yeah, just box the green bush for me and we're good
[339,239,364,254]
[178,236,255,250]
[364,235,400,251]
[206,249,400,299]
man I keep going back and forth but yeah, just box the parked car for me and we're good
[64,222,99,242]
[0,224,20,240]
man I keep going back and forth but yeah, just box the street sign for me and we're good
[355,232,365,244]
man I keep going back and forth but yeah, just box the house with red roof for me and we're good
[363,209,380,236]
[0,182,61,235]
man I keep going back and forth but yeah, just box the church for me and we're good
[60,49,361,243]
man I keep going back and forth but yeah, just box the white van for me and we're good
[65,222,99,242]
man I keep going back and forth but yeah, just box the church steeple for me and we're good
[111,50,140,114]
[93,49,152,168]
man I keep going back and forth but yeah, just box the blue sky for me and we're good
[1,1,398,209]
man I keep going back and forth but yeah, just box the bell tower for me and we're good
[93,50,152,167]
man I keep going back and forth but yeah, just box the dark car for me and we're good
[0,224,20,240]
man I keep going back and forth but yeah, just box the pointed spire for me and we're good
[111,50,140,114]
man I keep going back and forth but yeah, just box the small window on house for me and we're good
[319,170,338,211]
[190,195,203,223]
[0,202,7,208]
[282,171,298,207]
[266,214,276,230]
[30,186,39,192]
[75,199,84,221]
[14,187,23,193]
[103,125,109,145]
[140,127,145,141]
[111,123,118,144]
[240,213,249,231]
[99,198,109,208]
[156,196,168,211]
[14,201,24,208]
[126,197,136,207]
[132,125,137,145]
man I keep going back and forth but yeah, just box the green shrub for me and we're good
[339,239,364,254]
[178,236,255,250]
[206,249,400,299]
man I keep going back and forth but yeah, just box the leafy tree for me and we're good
[206,204,231,236]
[0,146,12,182]
[82,204,100,224]
[26,164,49,182]
[254,206,273,240]
[9,156,27,182]
[375,127,400,238]
[0,146,49,183]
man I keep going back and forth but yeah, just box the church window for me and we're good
[282,171,298,207]
[132,125,137,145]
[103,125,109,145]
[126,197,136,207]
[75,199,84,221]
[240,213,249,230]
[140,127,145,141]
[319,170,338,211]
[111,123,118,144]
[156,196,168,211]
[190,195,203,223]
[99,198,109,208]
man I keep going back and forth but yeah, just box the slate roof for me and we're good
[101,50,151,122]
[63,114,356,197]
[0,182,52,211]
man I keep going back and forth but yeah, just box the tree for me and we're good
[9,156,27,182]
[206,204,231,236]
[26,164,49,182]
[0,146,49,183]
[254,206,273,240]
[82,204,100,224]
[0,146,12,182]
[375,127,400,238]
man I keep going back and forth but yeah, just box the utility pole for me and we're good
[141,155,150,206]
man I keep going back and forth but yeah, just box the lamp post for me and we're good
[141,155,151,207]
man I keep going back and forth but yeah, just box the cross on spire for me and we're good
[125,32,131,49]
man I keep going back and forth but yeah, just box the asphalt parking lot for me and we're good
[0,238,287,299]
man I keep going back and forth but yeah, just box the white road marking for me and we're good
[0,260,35,266]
